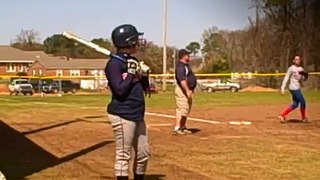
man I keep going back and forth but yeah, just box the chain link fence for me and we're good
[0,72,319,95]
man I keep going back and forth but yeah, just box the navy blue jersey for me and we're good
[105,52,148,121]
[175,61,197,90]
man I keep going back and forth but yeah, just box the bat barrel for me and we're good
[62,31,111,56]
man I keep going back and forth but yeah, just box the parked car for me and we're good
[200,79,241,93]
[30,79,53,93]
[8,79,34,96]
[42,80,80,94]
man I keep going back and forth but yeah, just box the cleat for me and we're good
[278,115,286,123]
[172,129,185,135]
[302,118,309,123]
[182,128,193,134]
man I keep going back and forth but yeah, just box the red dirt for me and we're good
[240,86,278,92]
[1,104,320,179]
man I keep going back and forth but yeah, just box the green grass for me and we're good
[0,91,319,114]
[0,91,319,108]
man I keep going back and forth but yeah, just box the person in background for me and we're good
[278,55,309,123]
[173,49,197,135]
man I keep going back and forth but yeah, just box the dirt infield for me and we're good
[240,86,277,92]
[1,103,320,179]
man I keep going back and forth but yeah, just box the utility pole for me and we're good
[173,49,176,84]
[162,0,168,91]
[173,49,176,69]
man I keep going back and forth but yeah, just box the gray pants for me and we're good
[108,114,150,177]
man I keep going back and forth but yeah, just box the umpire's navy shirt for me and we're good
[105,52,149,121]
[175,61,197,90]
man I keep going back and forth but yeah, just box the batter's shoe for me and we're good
[302,117,309,123]
[278,115,286,123]
[181,127,193,134]
[172,129,185,135]
[134,174,145,180]
[116,176,128,180]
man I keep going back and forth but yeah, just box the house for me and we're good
[0,46,45,75]
[0,46,108,89]
[27,57,107,77]
[27,57,108,89]
[0,46,107,77]
[27,56,108,90]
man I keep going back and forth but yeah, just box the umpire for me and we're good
[173,49,197,135]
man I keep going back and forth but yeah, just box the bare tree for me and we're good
[11,29,43,51]
[15,29,41,45]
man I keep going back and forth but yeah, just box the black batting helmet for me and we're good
[111,24,144,48]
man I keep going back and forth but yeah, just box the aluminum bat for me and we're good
[62,31,151,73]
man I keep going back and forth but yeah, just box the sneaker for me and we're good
[278,115,286,123]
[172,129,185,135]
[302,117,309,123]
[181,128,193,134]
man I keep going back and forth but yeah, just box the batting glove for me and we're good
[139,61,151,76]
[127,59,139,75]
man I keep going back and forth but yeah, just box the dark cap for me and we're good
[178,49,191,59]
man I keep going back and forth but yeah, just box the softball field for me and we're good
[0,91,320,180]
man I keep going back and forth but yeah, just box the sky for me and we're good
[0,0,255,49]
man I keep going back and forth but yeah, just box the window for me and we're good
[22,65,26,72]
[56,70,63,77]
[39,69,43,76]
[17,64,25,72]
[6,63,16,72]
[16,80,29,84]
[70,70,80,76]
[32,70,37,76]
[91,70,98,76]
[13,64,17,72]
[18,64,22,72]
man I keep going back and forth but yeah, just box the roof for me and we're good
[0,46,46,61]
[36,57,107,70]
[24,51,48,58]
[0,46,107,69]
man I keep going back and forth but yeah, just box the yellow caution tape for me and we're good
[0,72,319,79]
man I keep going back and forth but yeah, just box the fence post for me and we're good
[58,78,62,97]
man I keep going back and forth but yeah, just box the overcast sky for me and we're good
[0,0,255,48]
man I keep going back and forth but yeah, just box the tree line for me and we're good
[11,29,201,74]
[11,0,320,79]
